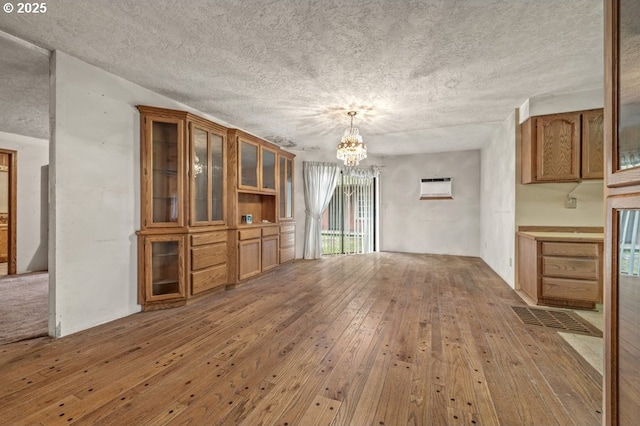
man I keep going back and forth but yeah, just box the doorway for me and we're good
[0,149,17,276]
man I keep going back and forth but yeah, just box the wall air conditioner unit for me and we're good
[420,177,453,200]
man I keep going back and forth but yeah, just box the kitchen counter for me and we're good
[517,231,604,242]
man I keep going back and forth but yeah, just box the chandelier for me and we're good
[336,111,367,166]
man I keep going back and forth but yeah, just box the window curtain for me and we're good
[303,161,341,259]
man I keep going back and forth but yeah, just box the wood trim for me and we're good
[419,196,453,200]
[518,225,604,233]
[605,0,640,188]
[0,149,18,275]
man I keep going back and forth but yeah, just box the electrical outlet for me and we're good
[566,197,577,209]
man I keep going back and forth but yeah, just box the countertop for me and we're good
[517,231,604,242]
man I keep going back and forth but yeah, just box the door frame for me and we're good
[0,148,17,275]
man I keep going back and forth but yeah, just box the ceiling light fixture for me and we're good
[337,111,367,166]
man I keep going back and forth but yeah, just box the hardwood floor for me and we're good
[0,253,602,425]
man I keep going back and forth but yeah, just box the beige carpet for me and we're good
[0,272,48,345]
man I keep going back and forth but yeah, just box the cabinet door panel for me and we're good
[239,239,261,280]
[192,126,209,223]
[582,109,604,179]
[192,264,227,295]
[262,236,279,271]
[541,277,600,302]
[261,147,276,191]
[542,256,599,280]
[239,140,259,189]
[535,113,581,181]
[144,235,186,302]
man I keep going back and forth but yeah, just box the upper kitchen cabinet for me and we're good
[189,118,227,226]
[521,109,604,184]
[582,109,605,179]
[138,107,186,229]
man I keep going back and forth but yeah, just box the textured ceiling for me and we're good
[0,0,604,155]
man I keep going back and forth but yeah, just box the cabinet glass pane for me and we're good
[286,158,293,217]
[151,240,180,296]
[617,0,640,170]
[211,133,224,221]
[262,149,276,190]
[152,121,179,223]
[617,209,640,423]
[279,157,286,215]
[241,142,258,187]
[193,128,208,222]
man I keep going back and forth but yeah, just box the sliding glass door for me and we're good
[322,171,377,255]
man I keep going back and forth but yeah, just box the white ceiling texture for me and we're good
[0,0,604,156]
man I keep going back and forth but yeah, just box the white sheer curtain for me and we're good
[303,161,341,259]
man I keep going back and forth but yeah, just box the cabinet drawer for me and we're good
[191,231,226,246]
[541,242,599,257]
[280,232,295,248]
[542,277,600,303]
[280,224,295,234]
[280,246,295,263]
[262,226,279,237]
[542,256,599,280]
[239,228,262,240]
[191,263,227,295]
[191,243,227,270]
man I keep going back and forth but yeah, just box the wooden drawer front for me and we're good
[191,264,227,295]
[191,243,227,270]
[542,277,600,303]
[542,256,599,280]
[541,242,599,257]
[280,247,295,263]
[280,232,295,248]
[239,228,262,240]
[191,231,226,246]
[280,224,295,234]
[262,226,279,237]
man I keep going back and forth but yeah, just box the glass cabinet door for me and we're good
[145,235,186,302]
[192,127,209,223]
[262,147,277,192]
[239,140,259,189]
[610,204,640,424]
[147,117,184,228]
[608,0,640,186]
[191,124,226,225]
[279,155,294,219]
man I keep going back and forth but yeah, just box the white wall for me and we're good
[519,88,604,123]
[480,112,516,287]
[0,131,48,272]
[379,150,481,256]
[49,51,232,337]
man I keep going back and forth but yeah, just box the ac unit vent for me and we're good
[420,177,453,200]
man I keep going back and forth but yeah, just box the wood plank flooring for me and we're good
[0,253,602,425]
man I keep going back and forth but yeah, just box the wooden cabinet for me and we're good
[137,107,295,307]
[279,223,296,263]
[261,226,279,271]
[140,113,186,229]
[190,231,227,295]
[137,106,229,310]
[517,231,603,309]
[0,225,7,263]
[139,234,187,309]
[521,109,604,183]
[189,120,227,226]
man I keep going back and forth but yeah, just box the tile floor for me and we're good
[560,305,604,374]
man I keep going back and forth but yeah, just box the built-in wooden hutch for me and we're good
[136,106,295,311]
